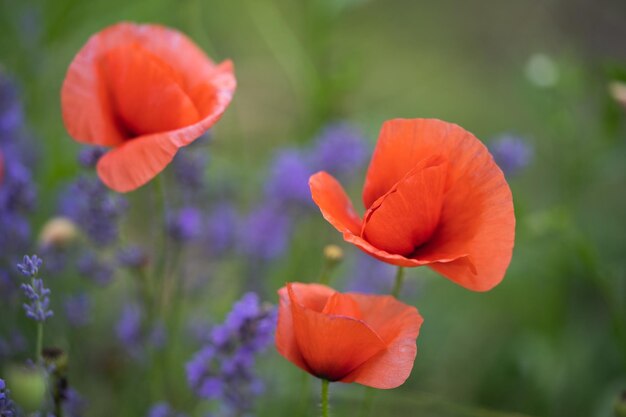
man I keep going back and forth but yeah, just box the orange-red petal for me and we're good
[414,156,514,290]
[361,154,447,255]
[309,171,363,235]
[275,283,336,374]
[344,233,467,267]
[361,119,514,291]
[275,285,313,374]
[99,43,201,136]
[341,294,423,388]
[321,292,363,319]
[285,284,386,381]
[308,167,466,267]
[363,119,456,208]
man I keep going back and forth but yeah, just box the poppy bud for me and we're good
[38,217,79,248]
[609,81,626,109]
[323,244,344,264]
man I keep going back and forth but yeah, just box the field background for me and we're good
[1,0,626,416]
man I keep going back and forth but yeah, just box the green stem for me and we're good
[153,175,169,288]
[35,321,43,363]
[391,266,405,298]
[321,379,330,417]
[318,259,332,286]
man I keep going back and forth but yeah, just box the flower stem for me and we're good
[35,321,43,363]
[153,174,169,292]
[391,266,405,298]
[321,379,330,417]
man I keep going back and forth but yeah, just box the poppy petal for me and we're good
[341,294,423,389]
[275,283,336,373]
[363,119,455,208]
[285,282,335,312]
[275,285,313,375]
[415,160,514,291]
[288,284,386,381]
[361,119,514,291]
[361,154,447,255]
[343,233,467,267]
[321,292,363,319]
[124,23,220,94]
[96,60,235,193]
[61,28,128,146]
[99,43,201,136]
[309,171,363,236]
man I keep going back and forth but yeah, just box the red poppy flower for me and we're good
[61,22,236,192]
[276,282,423,389]
[309,118,515,291]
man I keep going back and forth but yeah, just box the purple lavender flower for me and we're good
[64,293,91,327]
[0,331,26,359]
[0,270,15,299]
[116,245,149,269]
[17,254,42,276]
[205,202,238,255]
[64,388,86,417]
[344,252,397,294]
[77,146,106,168]
[148,321,167,350]
[0,72,23,140]
[0,71,38,304]
[115,303,165,357]
[239,203,292,260]
[173,149,208,192]
[264,148,313,206]
[310,123,369,176]
[167,207,203,242]
[489,134,533,177]
[59,176,127,246]
[186,293,276,415]
[344,252,420,296]
[18,255,53,322]
[0,213,31,253]
[0,378,17,417]
[38,244,69,275]
[146,402,188,417]
[115,303,143,354]
[77,252,114,286]
[0,155,36,212]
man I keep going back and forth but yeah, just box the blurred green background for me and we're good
[1,0,626,416]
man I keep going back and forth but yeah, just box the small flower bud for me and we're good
[38,217,79,248]
[323,244,343,264]
[609,81,626,109]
